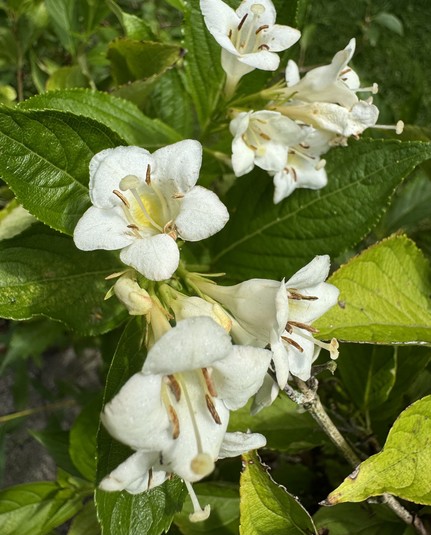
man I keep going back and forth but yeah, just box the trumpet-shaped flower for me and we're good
[230,110,305,176]
[100,317,270,519]
[200,0,300,95]
[73,141,229,281]
[197,256,339,389]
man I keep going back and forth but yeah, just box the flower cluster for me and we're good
[201,0,403,203]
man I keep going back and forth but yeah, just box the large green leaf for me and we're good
[182,0,225,130]
[19,89,182,148]
[326,395,431,506]
[315,235,431,344]
[0,108,123,235]
[68,500,101,535]
[240,450,317,535]
[229,395,327,453]
[0,481,84,535]
[211,140,431,281]
[0,225,126,335]
[95,319,186,535]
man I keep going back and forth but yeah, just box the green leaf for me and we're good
[373,12,404,36]
[326,395,431,506]
[108,39,182,85]
[68,500,100,535]
[0,225,126,335]
[175,482,239,535]
[229,396,327,453]
[0,481,84,535]
[337,345,397,410]
[240,450,317,535]
[30,428,78,477]
[69,396,103,482]
[95,319,187,535]
[211,140,431,281]
[314,503,416,535]
[315,235,431,344]
[0,108,123,235]
[182,0,225,130]
[46,65,89,91]
[0,200,35,242]
[19,89,181,147]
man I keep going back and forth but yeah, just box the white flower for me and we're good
[272,128,332,203]
[196,256,339,389]
[200,0,300,95]
[99,317,270,519]
[230,110,305,176]
[73,141,229,281]
[284,38,364,109]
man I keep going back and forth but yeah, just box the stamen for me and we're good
[281,335,304,352]
[163,220,178,240]
[147,467,153,488]
[299,143,310,149]
[258,43,270,51]
[185,480,211,522]
[129,188,164,232]
[259,132,271,140]
[202,368,217,397]
[205,394,222,424]
[255,24,269,34]
[145,164,151,185]
[301,332,339,359]
[172,192,184,199]
[166,374,181,402]
[355,83,379,94]
[288,290,318,301]
[228,29,233,39]
[237,13,248,30]
[315,159,326,170]
[167,405,180,439]
[288,320,319,334]
[127,224,142,239]
[251,3,265,15]
[113,189,130,208]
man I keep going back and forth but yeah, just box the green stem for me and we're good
[0,399,77,424]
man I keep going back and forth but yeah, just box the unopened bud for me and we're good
[114,276,152,315]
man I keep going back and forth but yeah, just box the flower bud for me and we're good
[114,276,153,315]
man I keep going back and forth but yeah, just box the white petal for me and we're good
[99,451,167,494]
[286,255,331,289]
[236,0,276,25]
[200,0,238,45]
[262,25,301,52]
[272,337,290,388]
[251,374,279,414]
[89,146,151,208]
[120,234,179,281]
[73,205,132,251]
[284,331,315,380]
[221,49,255,80]
[231,137,256,177]
[175,186,229,241]
[289,282,339,324]
[101,372,171,451]
[152,140,202,193]
[272,169,297,204]
[212,345,272,409]
[218,432,267,458]
[144,317,232,375]
[255,142,287,172]
[239,50,280,71]
[285,60,300,86]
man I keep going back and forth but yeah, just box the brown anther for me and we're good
[281,335,304,353]
[163,221,178,240]
[290,167,298,182]
[167,405,180,439]
[258,43,270,51]
[285,323,293,334]
[202,368,217,397]
[237,13,248,30]
[145,164,151,185]
[255,24,269,34]
[205,394,222,424]
[299,143,310,149]
[167,374,181,402]
[259,132,271,140]
[127,225,141,239]
[228,29,233,39]
[249,143,258,150]
[147,467,153,488]
[288,290,318,301]
[340,67,351,76]
[113,189,130,208]
[287,320,319,334]
[172,192,185,199]
[127,224,139,230]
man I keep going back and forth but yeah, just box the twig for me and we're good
[0,399,77,424]
[289,378,429,535]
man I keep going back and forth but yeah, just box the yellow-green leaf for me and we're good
[315,235,431,344]
[326,395,431,506]
[240,451,317,535]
